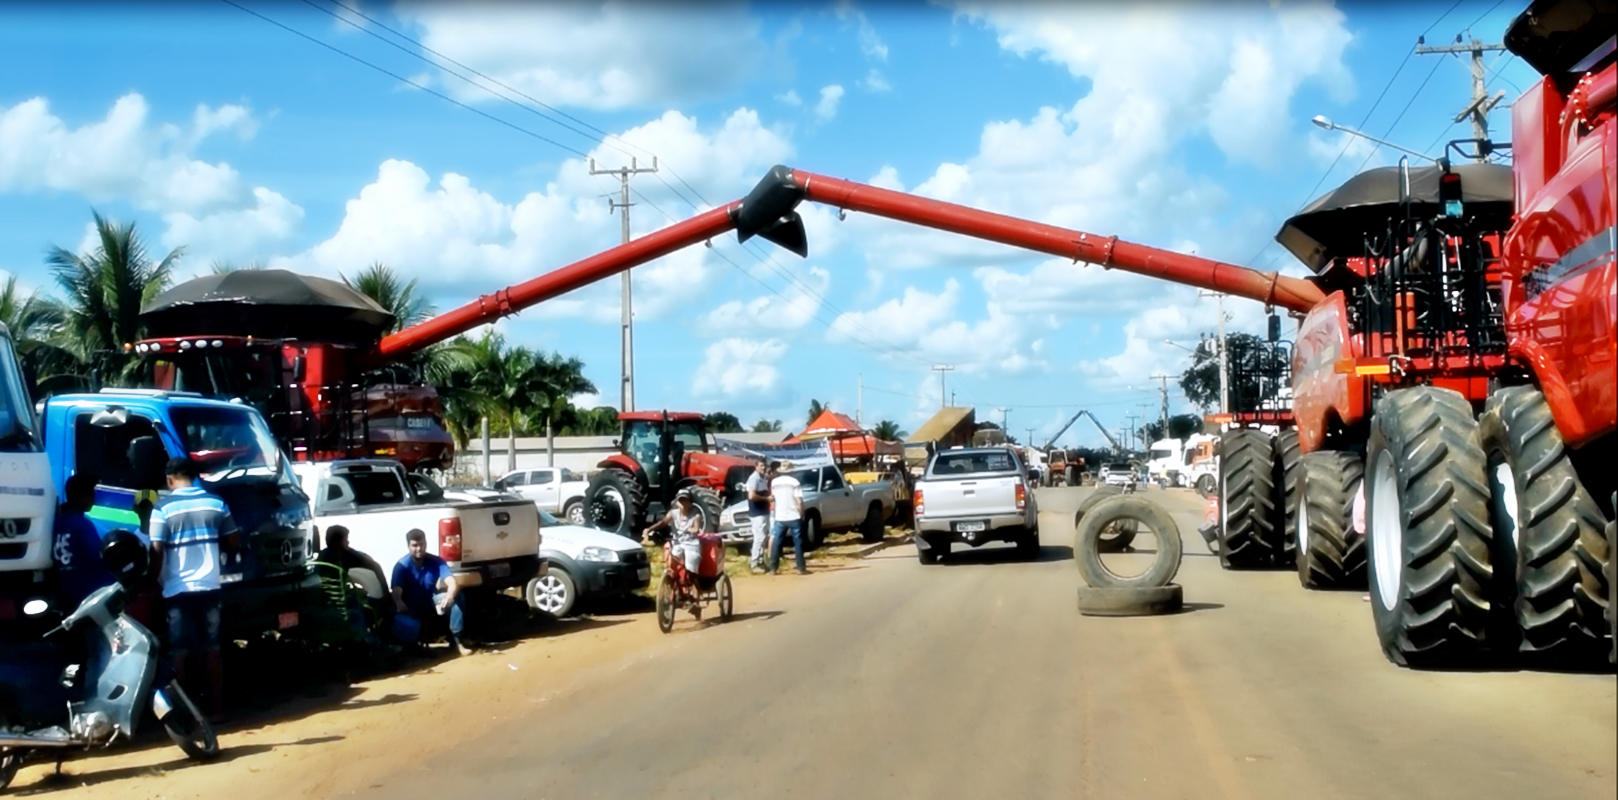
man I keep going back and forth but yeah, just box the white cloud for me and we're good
[278,107,795,325]
[776,89,803,106]
[860,68,892,93]
[398,1,766,111]
[827,276,1051,377]
[815,85,845,122]
[693,337,792,405]
[835,0,889,62]
[698,264,828,334]
[0,93,300,266]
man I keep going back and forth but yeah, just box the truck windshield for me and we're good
[0,334,41,453]
[929,451,1018,477]
[1150,447,1175,460]
[170,405,281,476]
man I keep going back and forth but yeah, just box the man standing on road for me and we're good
[149,457,239,722]
[745,460,773,574]
[391,529,471,656]
[767,461,808,576]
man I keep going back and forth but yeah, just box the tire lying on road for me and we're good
[1073,495,1183,590]
[1077,584,1184,617]
[1074,484,1136,552]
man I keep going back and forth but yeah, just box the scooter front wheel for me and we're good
[157,682,219,760]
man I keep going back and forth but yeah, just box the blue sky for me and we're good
[0,0,1539,448]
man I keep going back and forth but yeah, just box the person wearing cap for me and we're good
[645,488,707,578]
[768,461,808,575]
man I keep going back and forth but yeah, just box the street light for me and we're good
[1311,115,1438,163]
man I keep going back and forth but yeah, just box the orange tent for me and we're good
[785,410,904,459]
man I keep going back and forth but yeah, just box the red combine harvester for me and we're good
[136,270,455,472]
[582,410,758,538]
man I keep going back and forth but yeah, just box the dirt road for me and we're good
[13,486,1616,799]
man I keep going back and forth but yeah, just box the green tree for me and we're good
[1179,333,1286,413]
[527,350,596,465]
[343,262,434,334]
[46,211,180,384]
[1142,414,1205,443]
[871,420,907,441]
[704,411,744,433]
[751,418,783,433]
[0,274,81,395]
[805,398,825,427]
[560,405,622,436]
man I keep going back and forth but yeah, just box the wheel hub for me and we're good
[532,575,568,614]
[1370,451,1403,610]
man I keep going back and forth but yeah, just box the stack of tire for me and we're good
[1073,488,1185,616]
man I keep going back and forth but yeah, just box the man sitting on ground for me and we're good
[390,528,471,657]
[317,525,389,638]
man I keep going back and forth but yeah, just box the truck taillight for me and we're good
[439,518,463,562]
[1015,483,1027,512]
[913,488,925,517]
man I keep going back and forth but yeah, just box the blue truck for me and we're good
[39,390,320,641]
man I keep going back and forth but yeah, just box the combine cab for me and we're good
[583,411,756,537]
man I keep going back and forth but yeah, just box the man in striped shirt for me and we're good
[150,457,240,721]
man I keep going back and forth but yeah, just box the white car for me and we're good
[526,509,652,619]
[497,467,590,525]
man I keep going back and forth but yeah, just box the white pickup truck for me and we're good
[294,460,543,594]
[719,462,893,550]
[913,446,1040,564]
[496,467,590,525]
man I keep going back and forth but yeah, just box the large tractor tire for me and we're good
[688,486,724,533]
[584,469,648,537]
[1366,387,1493,668]
[1274,429,1302,567]
[1295,450,1365,590]
[1217,429,1281,570]
[1480,386,1610,665]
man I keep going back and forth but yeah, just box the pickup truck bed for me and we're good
[913,447,1039,563]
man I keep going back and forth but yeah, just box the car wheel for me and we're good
[564,500,586,526]
[527,570,577,619]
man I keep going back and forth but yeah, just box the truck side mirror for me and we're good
[128,436,168,490]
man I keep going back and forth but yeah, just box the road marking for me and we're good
[1153,615,1251,800]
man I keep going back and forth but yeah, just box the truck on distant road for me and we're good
[912,446,1039,564]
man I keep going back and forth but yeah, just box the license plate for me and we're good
[277,611,299,630]
[637,567,650,581]
[955,521,987,533]
[488,562,511,579]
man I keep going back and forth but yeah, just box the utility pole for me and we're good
[1200,290,1229,414]
[932,365,955,409]
[1000,407,1010,434]
[1124,413,1141,452]
[1416,34,1506,161]
[1150,373,1173,441]
[589,156,659,411]
[1025,428,1036,448]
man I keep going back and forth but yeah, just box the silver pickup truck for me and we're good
[719,462,892,550]
[913,446,1040,564]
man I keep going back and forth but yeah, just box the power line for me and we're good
[219,0,591,158]
[1353,56,1447,173]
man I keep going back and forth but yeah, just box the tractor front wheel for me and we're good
[585,469,648,537]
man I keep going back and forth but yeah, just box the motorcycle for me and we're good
[0,530,217,791]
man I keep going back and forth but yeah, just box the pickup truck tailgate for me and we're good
[920,476,1020,518]
[455,499,542,563]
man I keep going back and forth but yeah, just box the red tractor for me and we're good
[582,411,758,537]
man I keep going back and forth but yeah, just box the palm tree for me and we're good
[751,419,783,433]
[805,398,826,426]
[704,412,744,433]
[0,275,81,395]
[527,351,596,466]
[46,211,180,384]
[343,262,434,334]
[872,420,907,441]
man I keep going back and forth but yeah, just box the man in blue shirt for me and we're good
[53,473,114,608]
[150,457,239,721]
[390,528,470,656]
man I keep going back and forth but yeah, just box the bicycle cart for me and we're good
[653,533,734,633]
